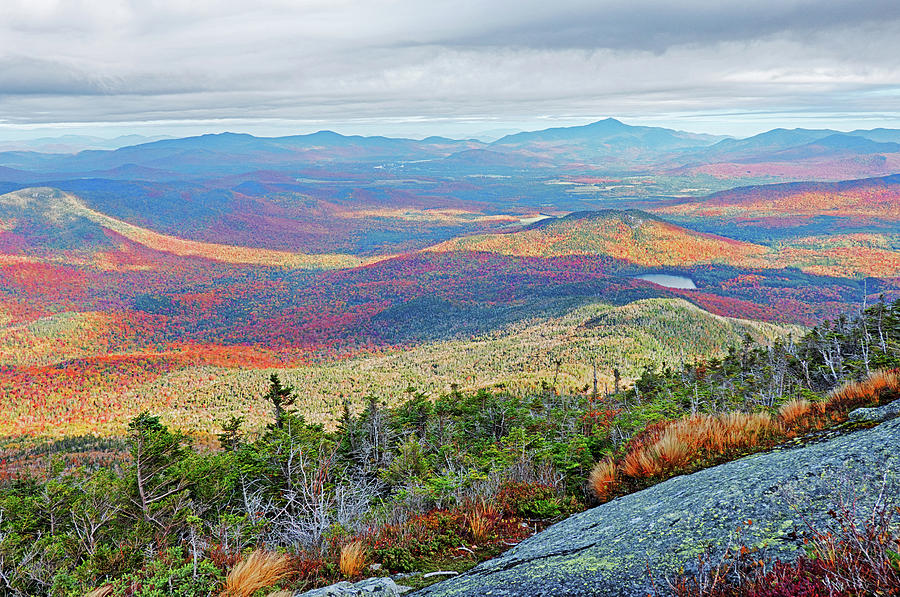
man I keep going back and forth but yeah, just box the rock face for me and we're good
[416,416,900,597]
[298,578,413,596]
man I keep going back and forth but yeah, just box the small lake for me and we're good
[633,273,697,290]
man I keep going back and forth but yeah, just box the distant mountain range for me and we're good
[0,134,173,153]
[2,118,899,181]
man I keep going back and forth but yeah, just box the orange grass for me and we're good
[654,431,691,467]
[339,541,367,578]
[826,368,900,413]
[622,412,781,480]
[778,398,817,428]
[85,587,113,597]
[591,369,900,504]
[588,458,617,500]
[221,551,290,597]
[468,502,499,543]
[622,447,664,478]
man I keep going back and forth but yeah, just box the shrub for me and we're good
[375,546,417,573]
[496,482,561,518]
[671,503,900,596]
[339,541,367,578]
[106,548,223,597]
[221,551,290,597]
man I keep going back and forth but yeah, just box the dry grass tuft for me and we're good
[468,502,499,544]
[718,412,780,450]
[339,541,367,578]
[620,412,781,480]
[588,458,617,500]
[778,398,815,428]
[654,430,691,467]
[265,593,295,597]
[826,368,900,413]
[622,446,664,478]
[221,550,290,597]
[85,587,113,597]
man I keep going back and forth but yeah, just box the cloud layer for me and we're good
[2,0,899,136]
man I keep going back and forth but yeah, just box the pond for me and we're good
[633,273,697,290]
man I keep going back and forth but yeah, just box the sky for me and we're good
[2,0,900,142]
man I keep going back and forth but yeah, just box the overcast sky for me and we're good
[2,0,900,140]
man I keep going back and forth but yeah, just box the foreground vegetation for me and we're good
[0,299,896,596]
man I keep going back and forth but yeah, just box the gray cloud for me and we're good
[419,0,900,52]
[0,56,208,95]
[0,0,899,135]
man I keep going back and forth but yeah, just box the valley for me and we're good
[0,119,898,596]
[1,122,899,439]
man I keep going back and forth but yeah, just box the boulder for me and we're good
[849,398,900,424]
[415,416,900,596]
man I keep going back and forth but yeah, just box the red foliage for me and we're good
[672,506,900,597]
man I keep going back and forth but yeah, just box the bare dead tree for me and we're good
[70,475,120,557]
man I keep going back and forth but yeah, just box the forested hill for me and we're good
[0,299,897,596]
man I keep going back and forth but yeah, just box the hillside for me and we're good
[0,298,796,436]
[428,210,769,267]
[0,187,367,268]
[658,173,900,222]
[1,299,896,597]
[426,209,900,279]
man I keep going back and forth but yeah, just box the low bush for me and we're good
[495,482,566,518]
